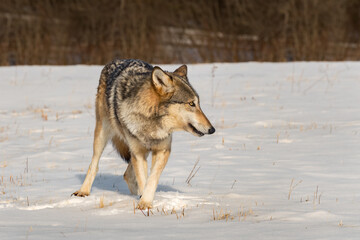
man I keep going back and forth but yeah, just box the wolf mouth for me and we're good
[188,123,204,136]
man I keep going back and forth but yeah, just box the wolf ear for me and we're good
[174,65,187,77]
[152,66,174,96]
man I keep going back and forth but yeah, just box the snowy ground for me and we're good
[0,62,359,239]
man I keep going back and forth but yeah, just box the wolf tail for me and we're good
[111,136,131,163]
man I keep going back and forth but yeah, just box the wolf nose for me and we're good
[208,126,215,134]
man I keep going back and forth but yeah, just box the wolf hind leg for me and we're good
[125,150,149,196]
[112,135,141,195]
[123,162,139,195]
[72,120,109,197]
[127,145,149,196]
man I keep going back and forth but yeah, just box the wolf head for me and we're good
[151,65,215,137]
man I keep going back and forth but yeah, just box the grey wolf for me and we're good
[72,59,215,209]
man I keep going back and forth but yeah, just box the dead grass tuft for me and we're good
[212,206,254,222]
[0,161,8,168]
[98,196,113,209]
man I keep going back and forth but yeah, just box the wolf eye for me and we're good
[189,101,195,107]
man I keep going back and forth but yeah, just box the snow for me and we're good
[1,62,360,239]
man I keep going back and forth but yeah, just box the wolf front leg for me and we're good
[72,120,109,197]
[137,148,170,210]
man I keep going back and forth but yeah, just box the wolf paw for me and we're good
[71,190,89,197]
[137,200,153,210]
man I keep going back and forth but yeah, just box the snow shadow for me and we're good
[75,174,180,195]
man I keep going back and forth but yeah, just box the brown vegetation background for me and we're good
[0,0,359,65]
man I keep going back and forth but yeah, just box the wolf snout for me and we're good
[208,126,215,134]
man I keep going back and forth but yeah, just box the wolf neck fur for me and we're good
[120,81,173,147]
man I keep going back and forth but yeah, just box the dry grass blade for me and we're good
[186,157,200,186]
[99,196,105,208]
[231,180,237,189]
[288,178,303,200]
[139,209,147,217]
